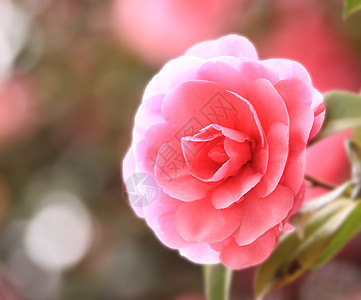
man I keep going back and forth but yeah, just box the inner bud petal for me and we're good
[182,124,254,183]
[208,142,229,164]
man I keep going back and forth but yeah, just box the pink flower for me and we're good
[122,35,325,269]
[257,0,360,199]
[112,0,248,66]
[0,78,35,144]
[258,0,361,93]
[306,131,352,199]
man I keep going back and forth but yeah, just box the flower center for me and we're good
[181,124,253,183]
[208,142,229,165]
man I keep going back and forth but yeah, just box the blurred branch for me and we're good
[305,174,336,190]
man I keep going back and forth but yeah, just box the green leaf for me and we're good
[255,199,360,300]
[354,126,361,144]
[314,201,361,268]
[203,264,233,300]
[312,91,361,143]
[344,0,361,18]
[292,182,351,238]
[346,140,361,179]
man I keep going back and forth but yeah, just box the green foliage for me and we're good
[345,140,361,199]
[313,201,361,268]
[291,182,351,237]
[255,199,361,299]
[344,0,361,18]
[313,91,361,143]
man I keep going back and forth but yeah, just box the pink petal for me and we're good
[251,145,269,174]
[282,182,305,226]
[275,79,313,107]
[220,229,278,269]
[246,78,289,132]
[211,165,263,209]
[122,149,144,218]
[154,138,214,201]
[143,56,204,100]
[143,190,197,249]
[185,34,258,60]
[275,79,324,142]
[311,89,324,110]
[309,90,325,141]
[135,123,174,175]
[309,108,325,141]
[182,124,252,182]
[234,185,294,246]
[281,151,306,195]
[181,127,225,181]
[162,80,238,136]
[288,103,315,147]
[180,243,220,264]
[282,103,314,194]
[196,60,247,96]
[281,223,295,232]
[175,199,242,243]
[306,130,351,189]
[223,137,252,176]
[196,58,278,98]
[254,122,289,197]
[261,59,312,84]
[133,94,164,145]
[226,91,266,146]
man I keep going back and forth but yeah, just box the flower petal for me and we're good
[135,123,173,175]
[185,34,258,60]
[281,103,315,194]
[180,243,220,264]
[234,185,294,246]
[143,56,204,100]
[122,149,144,218]
[211,166,263,209]
[195,57,277,98]
[133,94,164,145]
[154,139,213,201]
[182,124,252,182]
[175,199,242,243]
[254,122,289,197]
[261,59,312,84]
[275,78,313,107]
[246,78,289,132]
[143,190,197,249]
[220,229,278,269]
[162,80,238,136]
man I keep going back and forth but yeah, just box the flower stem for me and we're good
[305,174,336,190]
[203,264,233,300]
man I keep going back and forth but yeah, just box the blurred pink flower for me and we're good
[258,0,360,198]
[123,35,324,269]
[0,78,35,144]
[112,0,248,66]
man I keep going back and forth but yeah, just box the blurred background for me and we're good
[0,0,360,299]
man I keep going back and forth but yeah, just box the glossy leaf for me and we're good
[292,182,351,238]
[345,140,361,199]
[203,264,233,300]
[313,91,361,143]
[255,199,359,300]
[344,0,361,18]
[314,201,361,268]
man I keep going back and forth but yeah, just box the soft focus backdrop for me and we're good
[0,0,360,299]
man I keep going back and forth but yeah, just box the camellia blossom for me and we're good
[123,35,325,269]
[258,0,360,199]
[0,79,35,143]
[112,0,247,66]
